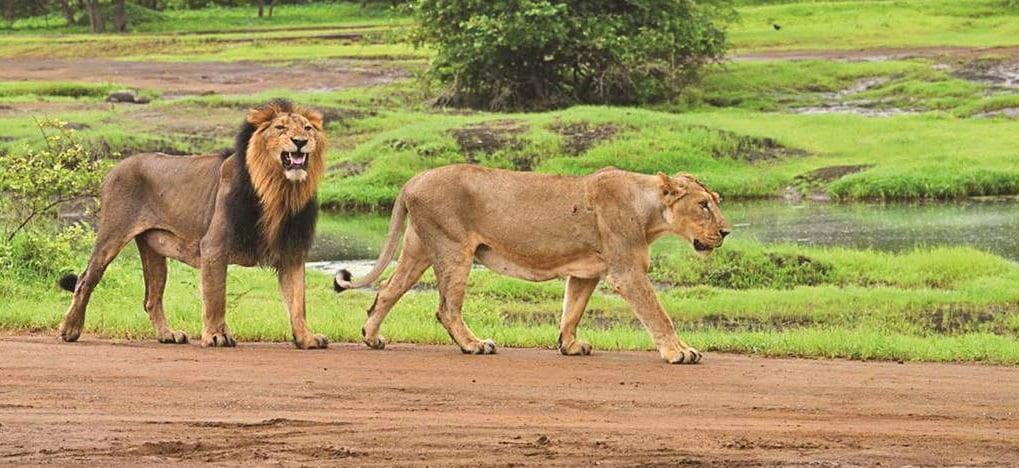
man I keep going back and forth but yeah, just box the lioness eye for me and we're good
[275,125,286,130]
[700,201,710,210]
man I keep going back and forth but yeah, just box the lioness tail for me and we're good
[332,190,409,293]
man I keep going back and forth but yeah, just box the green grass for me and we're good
[3,239,1017,364]
[730,0,1019,52]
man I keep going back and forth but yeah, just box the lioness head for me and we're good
[656,172,731,256]
[246,100,326,183]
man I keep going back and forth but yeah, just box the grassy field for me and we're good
[2,0,1018,363]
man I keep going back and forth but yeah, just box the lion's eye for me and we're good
[700,201,710,211]
[275,125,286,130]
[304,125,313,131]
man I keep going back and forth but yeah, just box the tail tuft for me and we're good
[333,269,352,293]
[58,274,78,292]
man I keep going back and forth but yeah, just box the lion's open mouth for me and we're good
[693,239,712,252]
[281,151,308,171]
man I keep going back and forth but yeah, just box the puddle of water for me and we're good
[311,199,1019,263]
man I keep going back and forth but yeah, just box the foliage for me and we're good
[0,119,110,278]
[411,0,736,110]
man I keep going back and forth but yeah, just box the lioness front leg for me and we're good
[607,271,701,364]
[278,262,328,349]
[558,276,599,356]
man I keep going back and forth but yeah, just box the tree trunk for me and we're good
[87,0,104,33]
[113,0,125,32]
[2,0,15,25]
[59,0,75,26]
[268,0,277,17]
[257,0,264,18]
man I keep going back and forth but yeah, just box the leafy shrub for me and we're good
[412,0,735,110]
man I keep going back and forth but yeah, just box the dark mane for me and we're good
[224,99,318,268]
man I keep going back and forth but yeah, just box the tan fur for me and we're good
[57,102,329,349]
[336,165,731,363]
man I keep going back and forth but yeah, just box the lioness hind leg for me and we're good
[558,276,599,356]
[432,253,495,355]
[361,247,430,350]
[136,237,187,344]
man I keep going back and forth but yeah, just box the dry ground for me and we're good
[1,336,1017,466]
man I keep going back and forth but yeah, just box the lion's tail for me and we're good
[333,190,409,293]
[58,273,78,292]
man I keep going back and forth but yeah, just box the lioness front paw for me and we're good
[201,333,237,348]
[157,330,189,344]
[559,339,593,356]
[363,335,386,350]
[292,333,329,350]
[460,339,497,355]
[662,347,702,364]
[57,321,82,342]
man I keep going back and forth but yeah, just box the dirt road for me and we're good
[0,58,405,96]
[1,336,1016,466]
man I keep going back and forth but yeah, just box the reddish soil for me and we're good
[0,58,406,96]
[1,336,1016,466]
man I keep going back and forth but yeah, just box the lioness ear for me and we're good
[656,172,687,205]
[247,106,279,126]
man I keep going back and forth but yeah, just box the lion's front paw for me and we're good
[57,321,82,342]
[662,347,702,364]
[363,335,386,350]
[202,333,237,348]
[460,339,497,355]
[559,339,593,356]
[157,330,189,344]
[292,333,329,350]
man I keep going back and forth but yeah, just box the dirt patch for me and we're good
[449,119,529,164]
[912,305,1016,335]
[954,58,1019,89]
[795,164,874,184]
[502,308,641,330]
[1,336,1017,466]
[328,160,369,178]
[702,126,809,163]
[548,120,621,155]
[0,58,407,96]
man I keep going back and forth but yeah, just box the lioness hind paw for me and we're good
[462,339,497,355]
[665,348,702,364]
[202,333,237,348]
[292,333,329,350]
[364,335,387,350]
[559,340,593,356]
[158,331,189,344]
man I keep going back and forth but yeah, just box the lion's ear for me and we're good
[246,106,279,126]
[656,172,687,206]
[301,109,324,131]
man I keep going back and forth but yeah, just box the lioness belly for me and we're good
[474,246,605,281]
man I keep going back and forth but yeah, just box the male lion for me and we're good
[334,165,730,363]
[58,99,330,349]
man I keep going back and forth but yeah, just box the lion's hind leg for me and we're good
[58,225,136,342]
[361,230,431,350]
[558,276,599,356]
[136,235,188,344]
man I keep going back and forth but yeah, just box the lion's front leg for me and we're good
[279,262,328,349]
[606,271,701,364]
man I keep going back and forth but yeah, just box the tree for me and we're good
[86,0,104,33]
[113,0,126,31]
[412,0,736,110]
[59,0,75,26]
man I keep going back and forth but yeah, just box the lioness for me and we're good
[58,99,329,349]
[334,165,730,363]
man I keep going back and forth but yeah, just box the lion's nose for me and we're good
[719,229,730,239]
[292,138,308,150]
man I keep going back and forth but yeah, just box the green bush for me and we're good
[412,0,735,110]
